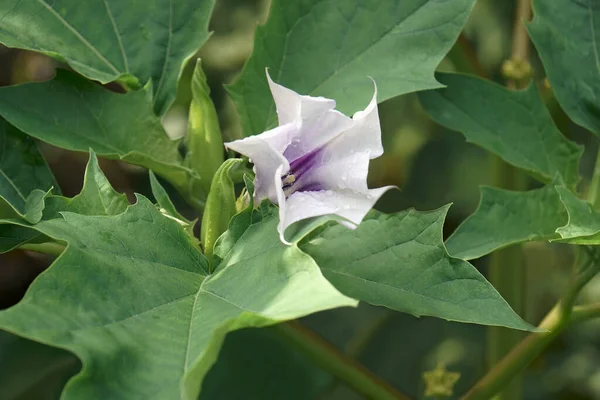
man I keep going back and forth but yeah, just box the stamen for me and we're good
[282,173,296,196]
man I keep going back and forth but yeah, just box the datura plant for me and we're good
[0,0,599,400]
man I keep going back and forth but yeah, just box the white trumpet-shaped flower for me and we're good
[225,71,393,243]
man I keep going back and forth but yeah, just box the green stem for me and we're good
[486,1,533,398]
[487,158,526,400]
[19,242,65,256]
[446,34,489,78]
[276,321,411,400]
[462,252,599,400]
[461,304,565,400]
[570,303,600,324]
[462,298,600,400]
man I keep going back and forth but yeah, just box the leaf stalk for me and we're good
[276,321,412,400]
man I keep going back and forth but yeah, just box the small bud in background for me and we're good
[423,362,460,398]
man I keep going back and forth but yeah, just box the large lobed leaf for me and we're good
[419,73,583,187]
[0,71,194,197]
[0,119,59,252]
[528,0,600,135]
[446,185,568,260]
[445,184,600,258]
[0,119,58,215]
[301,206,535,331]
[43,152,130,218]
[0,0,215,116]
[0,197,354,399]
[0,151,129,253]
[554,186,600,244]
[230,0,476,136]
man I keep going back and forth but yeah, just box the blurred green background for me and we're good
[1,0,599,399]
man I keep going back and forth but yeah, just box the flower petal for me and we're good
[345,81,383,158]
[225,123,297,202]
[283,83,383,192]
[293,150,371,194]
[283,109,354,163]
[277,187,393,243]
[267,70,336,125]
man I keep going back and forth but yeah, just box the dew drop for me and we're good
[325,190,334,197]
[341,175,348,181]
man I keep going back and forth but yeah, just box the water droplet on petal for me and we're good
[338,183,346,189]
[341,175,348,181]
[325,190,334,197]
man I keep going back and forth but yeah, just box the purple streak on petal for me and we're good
[289,147,322,179]
[281,146,328,194]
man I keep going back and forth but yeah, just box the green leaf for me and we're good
[229,0,476,136]
[22,189,50,224]
[149,171,190,223]
[0,197,354,399]
[0,71,196,202]
[528,0,600,135]
[185,60,225,193]
[0,151,129,253]
[0,0,216,115]
[301,206,536,331]
[419,73,583,187]
[44,152,129,218]
[0,330,80,400]
[0,119,58,215]
[554,186,600,244]
[0,225,39,253]
[446,185,567,260]
[1,187,50,225]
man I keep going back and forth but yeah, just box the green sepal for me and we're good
[201,159,250,267]
[185,60,225,195]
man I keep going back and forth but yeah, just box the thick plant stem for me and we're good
[505,0,533,90]
[570,303,600,324]
[276,321,411,400]
[463,251,598,400]
[487,2,533,399]
[510,0,532,61]
[487,159,526,400]
[462,304,565,400]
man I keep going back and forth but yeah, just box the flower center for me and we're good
[281,173,296,196]
[280,148,324,197]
